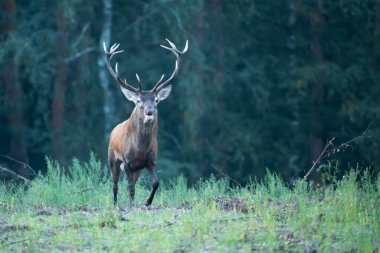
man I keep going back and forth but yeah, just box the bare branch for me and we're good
[73,22,90,48]
[0,154,36,176]
[63,47,96,63]
[303,122,373,180]
[1,239,31,248]
[120,9,159,36]
[75,188,94,194]
[0,165,30,182]
[212,164,242,187]
[303,138,334,180]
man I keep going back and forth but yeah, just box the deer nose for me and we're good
[145,107,154,116]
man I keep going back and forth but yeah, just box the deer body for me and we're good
[104,39,188,206]
[109,108,158,169]
[108,107,158,205]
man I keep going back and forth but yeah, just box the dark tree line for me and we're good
[1,0,379,183]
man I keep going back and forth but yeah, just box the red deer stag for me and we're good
[104,39,188,206]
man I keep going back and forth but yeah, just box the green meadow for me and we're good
[1,156,379,252]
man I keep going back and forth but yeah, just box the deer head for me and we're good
[103,39,188,124]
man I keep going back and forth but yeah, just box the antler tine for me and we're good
[181,40,189,54]
[136,73,142,92]
[152,39,188,92]
[103,42,139,93]
[110,43,120,51]
[153,74,165,88]
[165,39,178,51]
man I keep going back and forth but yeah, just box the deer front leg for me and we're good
[125,166,141,204]
[146,164,159,206]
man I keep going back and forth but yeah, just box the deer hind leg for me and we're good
[125,167,141,204]
[110,159,122,206]
[146,164,159,206]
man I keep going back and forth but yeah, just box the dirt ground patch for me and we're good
[215,197,251,213]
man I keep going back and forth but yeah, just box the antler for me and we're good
[151,39,188,92]
[103,42,141,93]
[135,73,142,92]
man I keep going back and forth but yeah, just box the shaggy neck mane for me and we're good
[129,108,157,151]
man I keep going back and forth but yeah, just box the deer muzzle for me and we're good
[144,107,155,123]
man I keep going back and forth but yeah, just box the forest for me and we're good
[1,0,380,252]
[1,0,380,183]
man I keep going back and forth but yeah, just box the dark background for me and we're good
[1,0,379,183]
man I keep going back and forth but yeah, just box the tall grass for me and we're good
[1,156,379,252]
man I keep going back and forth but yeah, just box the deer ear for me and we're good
[156,85,172,102]
[121,87,138,103]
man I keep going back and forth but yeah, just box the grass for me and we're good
[1,155,379,252]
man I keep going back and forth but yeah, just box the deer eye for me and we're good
[137,98,142,103]
[155,98,159,103]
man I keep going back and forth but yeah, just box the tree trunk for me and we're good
[51,4,69,162]
[72,5,95,160]
[373,3,380,167]
[185,0,205,161]
[287,0,300,176]
[374,3,380,61]
[98,0,114,143]
[308,7,325,181]
[1,0,30,178]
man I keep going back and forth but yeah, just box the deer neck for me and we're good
[130,108,157,150]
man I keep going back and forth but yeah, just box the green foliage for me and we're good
[1,0,380,183]
[1,158,379,251]
[20,154,107,207]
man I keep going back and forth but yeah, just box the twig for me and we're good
[0,154,37,176]
[1,238,30,248]
[303,138,334,180]
[63,47,96,63]
[147,216,253,232]
[322,121,373,159]
[120,9,159,36]
[0,165,30,183]
[303,122,373,180]
[211,216,253,223]
[75,188,94,194]
[212,164,242,187]
[73,22,90,48]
